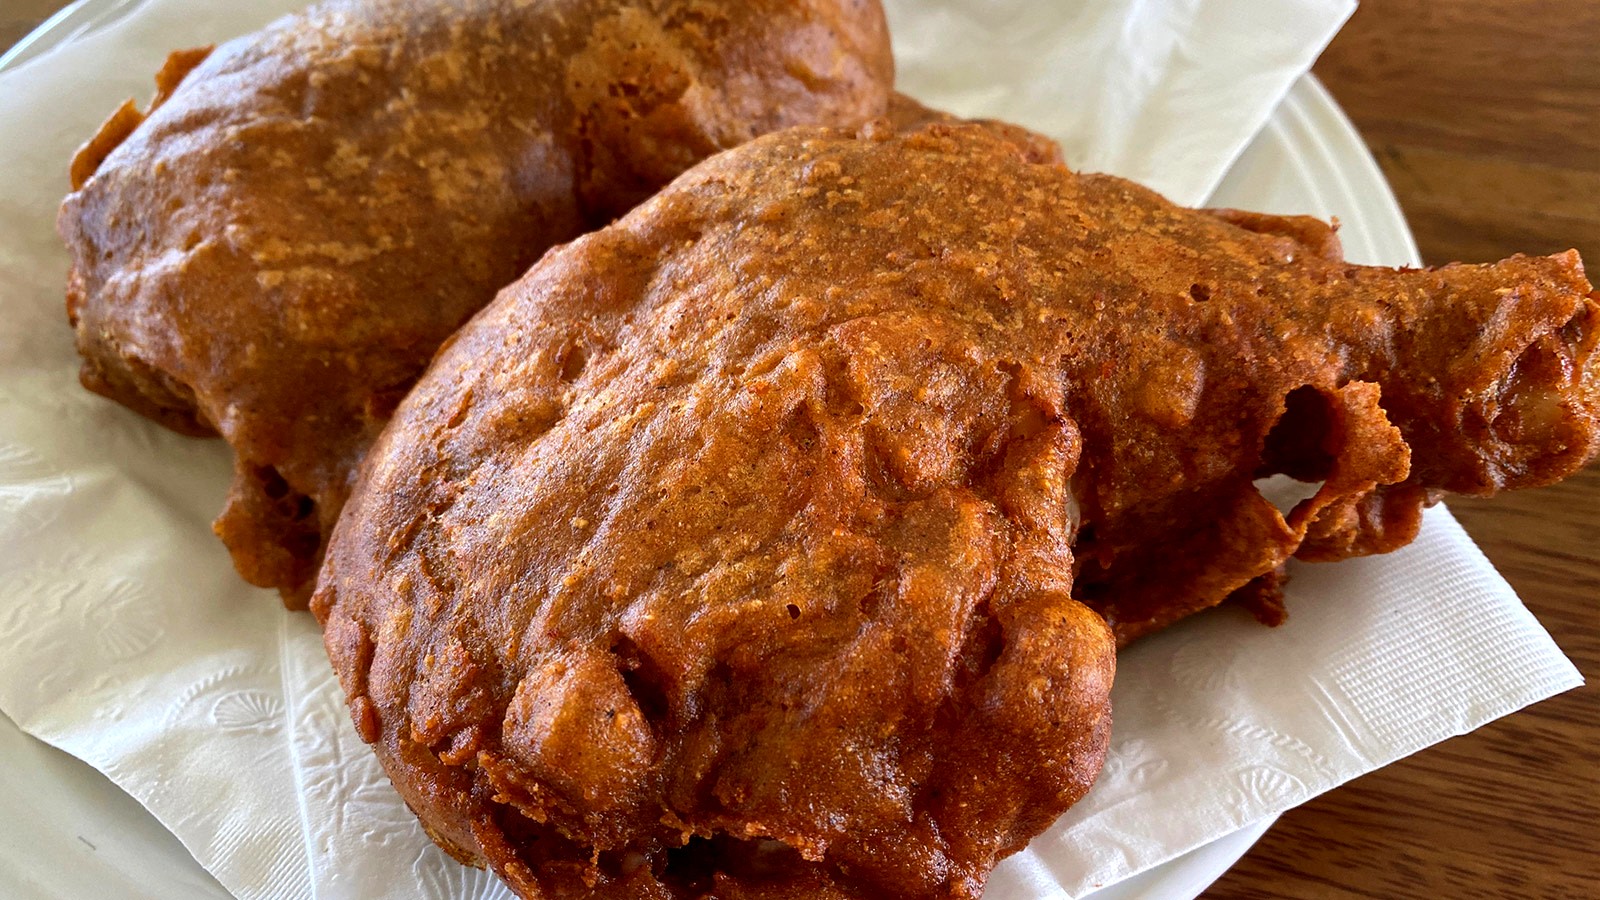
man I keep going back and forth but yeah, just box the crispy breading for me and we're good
[314,122,1599,897]
[58,0,894,605]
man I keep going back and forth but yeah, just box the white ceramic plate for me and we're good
[0,3,1419,897]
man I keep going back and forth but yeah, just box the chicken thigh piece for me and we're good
[59,0,894,604]
[314,122,1597,896]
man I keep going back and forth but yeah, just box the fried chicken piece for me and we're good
[58,0,894,606]
[315,120,1599,899]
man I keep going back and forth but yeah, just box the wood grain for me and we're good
[1313,0,1600,268]
[4,2,1597,898]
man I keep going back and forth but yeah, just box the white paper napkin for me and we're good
[886,0,1356,206]
[0,1,1581,899]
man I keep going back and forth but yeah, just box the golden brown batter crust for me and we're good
[314,122,1598,897]
[59,0,894,605]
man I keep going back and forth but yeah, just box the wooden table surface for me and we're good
[4,1,1595,898]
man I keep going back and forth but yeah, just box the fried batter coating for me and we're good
[58,0,894,605]
[316,121,1599,898]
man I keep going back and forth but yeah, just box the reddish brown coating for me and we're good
[318,120,1599,899]
[58,0,894,605]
